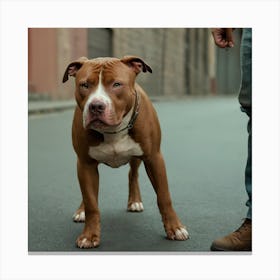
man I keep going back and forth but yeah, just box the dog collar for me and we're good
[103,90,140,135]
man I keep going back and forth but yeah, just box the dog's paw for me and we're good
[127,202,144,212]
[167,227,189,241]
[76,234,100,249]
[73,210,85,222]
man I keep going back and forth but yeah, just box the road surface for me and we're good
[28,96,249,252]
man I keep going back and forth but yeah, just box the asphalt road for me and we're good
[28,96,249,253]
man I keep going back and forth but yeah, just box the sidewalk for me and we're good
[28,99,76,115]
[28,96,181,115]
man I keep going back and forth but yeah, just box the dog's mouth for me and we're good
[85,115,122,131]
[86,116,108,129]
[90,118,107,128]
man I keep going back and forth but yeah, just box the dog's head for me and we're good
[63,56,152,133]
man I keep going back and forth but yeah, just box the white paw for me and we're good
[77,237,99,248]
[73,211,85,222]
[174,227,189,240]
[127,202,144,212]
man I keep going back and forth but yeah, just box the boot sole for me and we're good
[210,244,252,251]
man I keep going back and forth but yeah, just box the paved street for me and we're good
[28,96,249,252]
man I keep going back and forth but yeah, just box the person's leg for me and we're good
[210,108,252,251]
[243,107,252,220]
[239,28,252,223]
[239,28,252,221]
[210,28,252,251]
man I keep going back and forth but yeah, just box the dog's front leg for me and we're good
[76,159,100,248]
[144,152,189,241]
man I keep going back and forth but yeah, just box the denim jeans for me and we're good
[241,106,252,220]
[239,28,252,220]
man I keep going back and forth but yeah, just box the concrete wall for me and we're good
[113,28,166,96]
[113,28,196,97]
[56,28,87,99]
[186,29,213,96]
[28,28,238,100]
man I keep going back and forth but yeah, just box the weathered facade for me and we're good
[28,28,241,100]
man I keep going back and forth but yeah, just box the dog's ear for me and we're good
[121,56,152,75]
[62,57,88,83]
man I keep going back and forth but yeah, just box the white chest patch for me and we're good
[88,134,143,168]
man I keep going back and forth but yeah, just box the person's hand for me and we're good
[211,28,234,48]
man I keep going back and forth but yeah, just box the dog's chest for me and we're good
[88,134,143,168]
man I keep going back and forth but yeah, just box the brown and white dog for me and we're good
[63,56,189,248]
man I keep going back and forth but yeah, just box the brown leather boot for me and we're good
[210,219,252,251]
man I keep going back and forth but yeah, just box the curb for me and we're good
[28,95,192,115]
[28,100,76,115]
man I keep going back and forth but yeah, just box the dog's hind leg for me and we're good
[127,157,144,212]
[73,200,85,222]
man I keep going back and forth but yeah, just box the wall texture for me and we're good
[28,28,240,100]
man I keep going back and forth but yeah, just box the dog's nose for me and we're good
[89,102,106,114]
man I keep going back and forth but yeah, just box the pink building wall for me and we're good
[28,28,88,100]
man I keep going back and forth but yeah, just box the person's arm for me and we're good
[211,28,234,48]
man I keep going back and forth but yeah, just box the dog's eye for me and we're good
[80,82,89,89]
[113,82,122,88]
